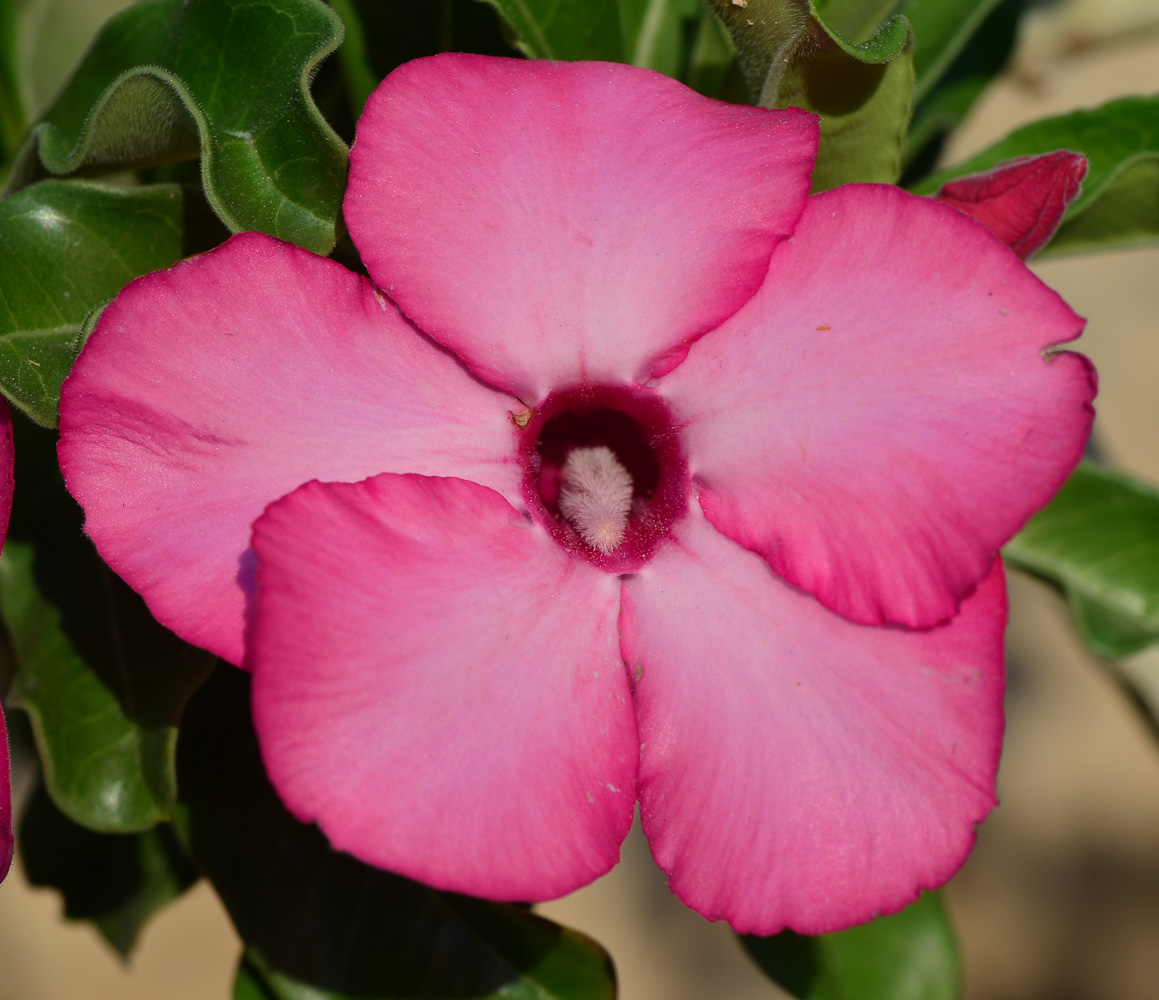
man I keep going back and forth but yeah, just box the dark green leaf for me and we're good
[0,0,24,165]
[326,0,377,120]
[1005,461,1159,659]
[623,0,705,77]
[480,0,701,71]
[7,0,348,255]
[0,416,215,832]
[335,0,516,92]
[914,95,1159,256]
[181,666,616,1000]
[903,0,1004,101]
[742,892,959,1000]
[478,0,629,61]
[683,7,744,99]
[902,0,1023,181]
[19,778,198,956]
[0,179,182,426]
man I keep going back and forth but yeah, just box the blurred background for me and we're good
[1,1,1158,998]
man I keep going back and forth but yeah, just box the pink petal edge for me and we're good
[660,183,1095,630]
[58,233,521,665]
[621,507,1006,935]
[250,473,638,900]
[346,53,818,401]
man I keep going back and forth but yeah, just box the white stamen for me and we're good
[559,446,634,555]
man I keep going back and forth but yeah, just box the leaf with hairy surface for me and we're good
[7,0,347,254]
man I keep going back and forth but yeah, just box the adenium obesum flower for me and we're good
[0,399,14,884]
[58,56,1095,934]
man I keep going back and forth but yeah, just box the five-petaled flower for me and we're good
[58,55,1095,934]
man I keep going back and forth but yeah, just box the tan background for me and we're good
[1,3,1158,998]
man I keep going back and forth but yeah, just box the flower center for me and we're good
[559,446,634,554]
[518,384,689,571]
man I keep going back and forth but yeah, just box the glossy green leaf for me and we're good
[480,0,701,73]
[0,179,181,426]
[742,892,959,1000]
[180,666,616,1000]
[915,95,1159,255]
[7,0,347,255]
[19,778,198,956]
[1005,461,1159,659]
[0,416,215,832]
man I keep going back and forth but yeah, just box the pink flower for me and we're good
[58,56,1095,934]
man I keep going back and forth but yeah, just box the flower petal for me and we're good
[620,508,1006,935]
[58,233,520,665]
[935,151,1088,259]
[345,54,818,401]
[660,184,1094,628]
[251,473,638,900]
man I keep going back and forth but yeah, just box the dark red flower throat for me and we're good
[518,384,689,572]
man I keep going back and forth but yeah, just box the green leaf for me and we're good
[683,6,744,99]
[479,0,701,72]
[914,95,1159,256]
[180,666,617,1000]
[0,416,215,832]
[903,0,1004,102]
[19,778,198,957]
[902,0,1023,180]
[812,1,898,44]
[703,0,811,103]
[234,956,281,1000]
[477,0,629,61]
[0,179,182,426]
[705,1,914,187]
[325,0,377,119]
[0,0,25,164]
[331,0,517,97]
[742,892,959,1000]
[6,0,348,255]
[625,0,704,76]
[1004,461,1159,659]
[799,34,914,190]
